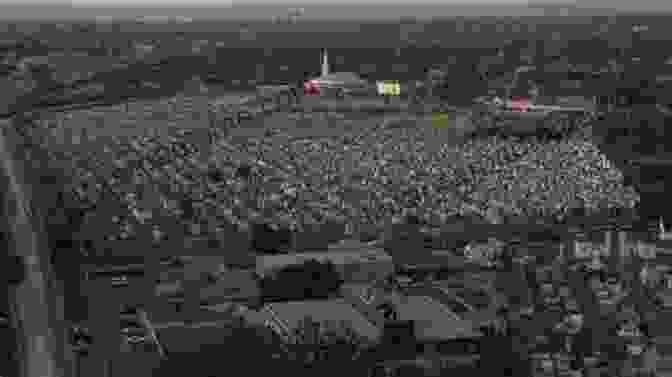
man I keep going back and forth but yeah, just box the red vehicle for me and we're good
[303,79,321,95]
[506,97,532,112]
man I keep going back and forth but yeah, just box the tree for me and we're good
[286,316,375,377]
[260,259,343,302]
[154,316,374,377]
[154,320,298,377]
[251,220,293,254]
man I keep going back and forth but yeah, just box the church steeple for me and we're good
[321,49,329,77]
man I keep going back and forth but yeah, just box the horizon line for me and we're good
[0,2,664,21]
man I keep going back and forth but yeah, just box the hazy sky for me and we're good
[0,0,670,19]
[0,0,571,5]
[0,0,667,11]
[1,0,659,7]
[47,0,537,4]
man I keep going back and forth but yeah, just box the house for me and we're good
[255,247,394,283]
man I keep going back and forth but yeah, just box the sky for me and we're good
[0,0,661,8]
[30,0,542,4]
[0,0,662,7]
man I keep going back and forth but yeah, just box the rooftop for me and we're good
[389,249,472,271]
[158,269,260,305]
[256,247,392,276]
[393,295,482,342]
[261,298,381,342]
[340,283,483,341]
[319,72,364,83]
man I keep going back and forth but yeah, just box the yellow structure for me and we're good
[377,81,401,96]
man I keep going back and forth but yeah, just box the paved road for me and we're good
[0,121,59,377]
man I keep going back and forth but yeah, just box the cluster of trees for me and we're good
[154,315,376,377]
[287,316,376,367]
[259,259,343,302]
[250,221,293,254]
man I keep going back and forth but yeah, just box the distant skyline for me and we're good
[0,0,668,9]
[0,1,669,20]
[3,0,551,5]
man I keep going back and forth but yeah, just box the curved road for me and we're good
[0,120,59,377]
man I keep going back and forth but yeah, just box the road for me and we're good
[0,120,60,377]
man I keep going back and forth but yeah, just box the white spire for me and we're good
[660,217,672,240]
[660,217,665,235]
[321,48,329,77]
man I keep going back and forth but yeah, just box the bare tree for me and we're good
[288,316,375,376]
